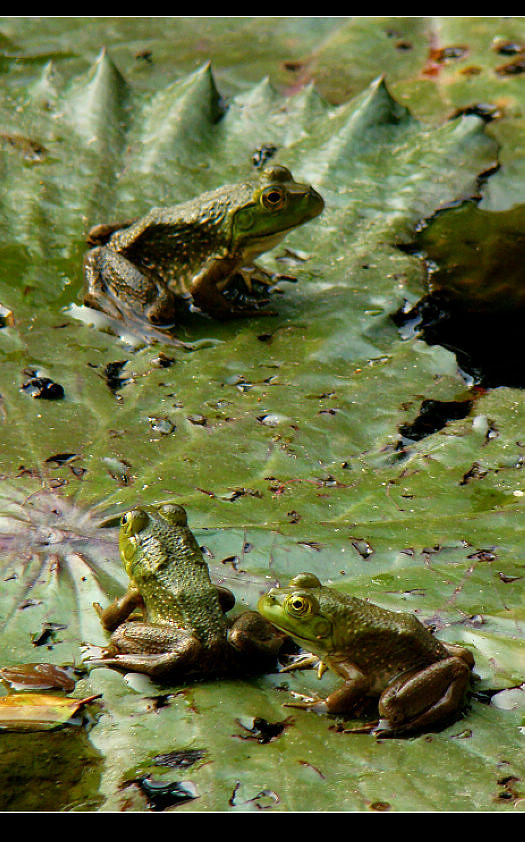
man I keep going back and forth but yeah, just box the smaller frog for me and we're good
[258,573,475,736]
[83,165,324,326]
[87,503,287,679]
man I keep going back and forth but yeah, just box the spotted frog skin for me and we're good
[258,573,475,736]
[88,503,286,679]
[83,165,324,325]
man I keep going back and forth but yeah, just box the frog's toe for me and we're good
[79,643,110,666]
[283,692,328,713]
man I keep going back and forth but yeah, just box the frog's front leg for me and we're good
[284,662,371,714]
[376,656,472,736]
[86,220,137,247]
[84,246,177,326]
[93,586,144,632]
[93,622,202,679]
[190,257,276,319]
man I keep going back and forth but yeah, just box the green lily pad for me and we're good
[1,17,524,812]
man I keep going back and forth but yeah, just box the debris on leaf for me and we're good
[152,749,207,769]
[0,663,76,692]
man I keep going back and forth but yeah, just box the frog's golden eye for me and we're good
[261,185,287,211]
[158,503,188,527]
[284,593,312,617]
[120,508,149,535]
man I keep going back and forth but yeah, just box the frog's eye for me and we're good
[158,503,187,527]
[261,185,287,211]
[284,593,313,617]
[120,508,149,535]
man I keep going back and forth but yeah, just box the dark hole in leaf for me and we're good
[132,776,198,811]
[150,352,175,368]
[31,622,67,646]
[433,45,468,61]
[398,398,473,443]
[460,462,488,485]
[449,103,500,122]
[135,49,153,63]
[21,374,64,400]
[252,143,278,168]
[233,716,293,744]
[350,537,374,559]
[186,414,207,426]
[394,201,525,388]
[369,800,392,812]
[44,453,78,466]
[493,40,524,55]
[495,56,525,75]
[144,694,172,711]
[0,131,47,160]
[466,549,496,562]
[103,361,130,394]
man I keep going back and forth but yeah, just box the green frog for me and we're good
[83,165,324,324]
[88,503,287,679]
[258,573,475,736]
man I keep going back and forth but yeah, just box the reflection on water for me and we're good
[0,727,104,812]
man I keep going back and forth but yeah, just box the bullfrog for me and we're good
[87,503,287,679]
[258,573,475,736]
[83,165,324,324]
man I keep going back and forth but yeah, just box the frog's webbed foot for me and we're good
[279,653,328,679]
[230,265,297,293]
[190,258,278,320]
[283,691,329,714]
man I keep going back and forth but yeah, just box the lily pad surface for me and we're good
[0,17,524,812]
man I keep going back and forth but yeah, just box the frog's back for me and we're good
[109,181,254,285]
[135,519,228,644]
[323,588,448,681]
[109,210,226,288]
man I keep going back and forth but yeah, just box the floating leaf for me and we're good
[0,693,101,731]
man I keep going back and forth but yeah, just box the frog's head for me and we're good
[118,503,188,578]
[230,166,324,254]
[258,572,335,653]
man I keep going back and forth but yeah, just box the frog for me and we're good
[83,165,324,325]
[258,573,475,737]
[87,503,287,679]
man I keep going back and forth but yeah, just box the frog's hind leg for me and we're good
[93,622,202,678]
[83,246,177,326]
[376,656,471,737]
